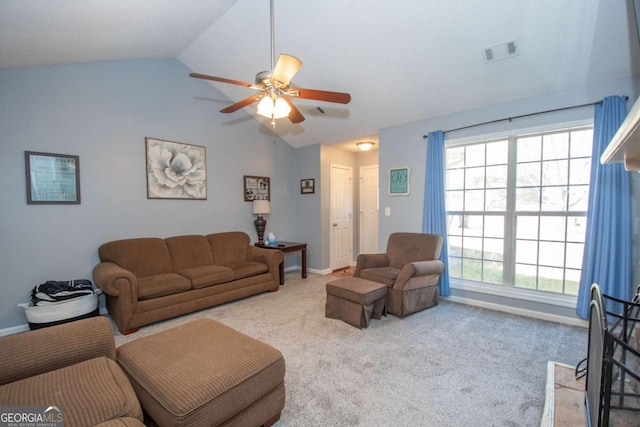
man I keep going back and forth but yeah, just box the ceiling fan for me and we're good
[189,0,351,128]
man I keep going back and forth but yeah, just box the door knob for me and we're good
[333,223,338,226]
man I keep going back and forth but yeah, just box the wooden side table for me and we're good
[255,241,307,285]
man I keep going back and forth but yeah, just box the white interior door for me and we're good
[360,165,379,254]
[330,164,353,271]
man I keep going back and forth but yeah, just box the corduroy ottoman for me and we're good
[117,319,285,427]
[326,277,387,329]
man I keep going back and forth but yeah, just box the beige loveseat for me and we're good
[93,231,283,334]
[0,316,144,427]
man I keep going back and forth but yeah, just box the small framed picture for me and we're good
[389,166,410,196]
[244,175,270,201]
[300,178,315,194]
[25,151,81,204]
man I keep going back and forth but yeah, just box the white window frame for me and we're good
[445,119,593,308]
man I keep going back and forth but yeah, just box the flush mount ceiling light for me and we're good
[357,141,375,151]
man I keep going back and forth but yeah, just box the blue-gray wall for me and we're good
[0,59,295,331]
[378,76,640,320]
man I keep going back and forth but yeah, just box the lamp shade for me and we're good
[252,199,271,215]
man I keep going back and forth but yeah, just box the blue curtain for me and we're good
[576,95,632,319]
[422,130,451,296]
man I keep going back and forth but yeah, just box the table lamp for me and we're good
[252,200,271,244]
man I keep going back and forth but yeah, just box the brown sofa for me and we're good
[93,231,283,334]
[354,232,445,317]
[0,316,144,427]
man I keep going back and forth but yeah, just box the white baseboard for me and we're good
[284,265,333,275]
[0,324,30,337]
[443,295,588,328]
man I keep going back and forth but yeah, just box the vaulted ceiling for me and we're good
[2,0,639,149]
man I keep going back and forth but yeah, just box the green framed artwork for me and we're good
[388,166,410,196]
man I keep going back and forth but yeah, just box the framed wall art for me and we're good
[244,175,270,201]
[25,151,81,204]
[388,166,410,196]
[146,137,207,200]
[300,178,315,194]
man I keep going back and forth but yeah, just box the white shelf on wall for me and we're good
[601,95,640,171]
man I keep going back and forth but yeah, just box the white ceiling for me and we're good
[2,0,638,149]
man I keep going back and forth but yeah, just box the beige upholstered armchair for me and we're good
[354,232,445,317]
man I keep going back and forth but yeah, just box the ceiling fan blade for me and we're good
[271,54,302,87]
[220,94,262,113]
[190,73,256,88]
[293,88,351,104]
[282,97,305,123]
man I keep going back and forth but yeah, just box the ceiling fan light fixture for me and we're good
[357,141,375,151]
[257,96,291,120]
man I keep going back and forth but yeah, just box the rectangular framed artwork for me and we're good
[388,166,410,196]
[25,151,81,204]
[146,137,207,200]
[244,175,270,201]
[300,178,315,194]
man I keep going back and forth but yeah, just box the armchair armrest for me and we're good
[394,260,445,291]
[411,260,445,276]
[0,316,116,385]
[354,253,389,277]
[93,262,137,300]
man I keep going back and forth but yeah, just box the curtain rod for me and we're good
[421,96,628,139]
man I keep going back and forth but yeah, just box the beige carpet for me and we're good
[112,272,587,426]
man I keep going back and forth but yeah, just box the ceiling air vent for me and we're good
[482,39,519,63]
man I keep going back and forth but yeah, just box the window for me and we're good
[445,126,593,296]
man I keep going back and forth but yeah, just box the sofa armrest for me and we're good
[0,316,116,385]
[93,262,137,300]
[393,260,445,291]
[248,246,284,279]
[354,253,389,277]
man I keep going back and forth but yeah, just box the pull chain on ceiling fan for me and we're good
[189,0,351,128]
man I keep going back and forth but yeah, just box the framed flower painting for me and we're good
[145,137,207,200]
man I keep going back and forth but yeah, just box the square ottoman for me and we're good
[117,319,285,427]
[326,277,387,329]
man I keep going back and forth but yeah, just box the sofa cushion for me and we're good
[231,262,269,280]
[137,273,191,300]
[99,238,172,278]
[207,232,251,266]
[179,265,235,289]
[0,357,143,427]
[165,235,215,272]
[360,266,399,286]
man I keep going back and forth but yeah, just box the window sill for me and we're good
[450,278,578,309]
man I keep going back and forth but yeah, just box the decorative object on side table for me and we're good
[145,137,207,200]
[25,151,81,204]
[300,178,315,194]
[253,199,271,244]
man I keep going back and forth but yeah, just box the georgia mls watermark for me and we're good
[0,406,64,427]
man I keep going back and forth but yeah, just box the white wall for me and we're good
[0,59,295,330]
